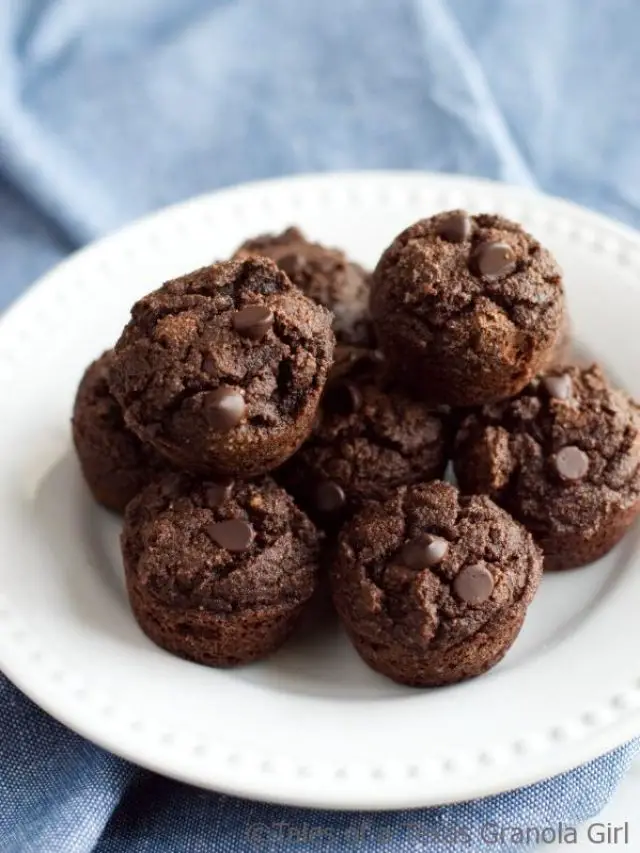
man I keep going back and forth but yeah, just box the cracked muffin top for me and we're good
[454,364,640,536]
[109,257,335,476]
[373,211,561,332]
[233,226,374,348]
[332,480,542,650]
[371,211,565,406]
[122,473,320,613]
[276,357,450,529]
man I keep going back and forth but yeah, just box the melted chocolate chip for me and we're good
[400,535,449,570]
[206,480,233,508]
[437,211,472,243]
[554,446,589,481]
[204,387,245,431]
[207,519,254,552]
[471,241,517,280]
[543,373,573,401]
[315,480,346,513]
[453,563,494,604]
[232,305,274,340]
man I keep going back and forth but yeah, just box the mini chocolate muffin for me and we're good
[277,358,450,530]
[233,226,374,348]
[122,473,321,666]
[72,350,167,512]
[332,481,542,687]
[454,364,640,570]
[109,258,335,477]
[371,211,566,406]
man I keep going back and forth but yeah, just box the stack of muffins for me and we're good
[72,211,640,686]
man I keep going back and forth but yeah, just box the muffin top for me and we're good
[372,211,563,338]
[122,473,320,613]
[277,359,450,528]
[234,226,374,347]
[332,481,542,651]
[109,257,334,460]
[454,364,640,535]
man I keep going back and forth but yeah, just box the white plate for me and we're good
[1,171,640,811]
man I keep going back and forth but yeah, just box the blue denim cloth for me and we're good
[2,1,640,850]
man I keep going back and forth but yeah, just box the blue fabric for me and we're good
[2,1,640,850]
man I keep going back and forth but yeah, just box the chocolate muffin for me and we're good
[371,211,566,406]
[72,350,167,512]
[549,313,573,367]
[233,226,374,348]
[454,365,640,570]
[332,481,542,687]
[109,258,335,477]
[122,473,321,666]
[277,359,450,530]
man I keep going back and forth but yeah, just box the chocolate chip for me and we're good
[324,381,362,416]
[554,446,589,481]
[471,241,516,279]
[207,519,254,552]
[278,253,306,277]
[206,480,233,508]
[204,387,245,431]
[232,305,274,340]
[437,211,472,243]
[315,481,346,513]
[401,535,449,570]
[543,373,573,401]
[453,563,494,604]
